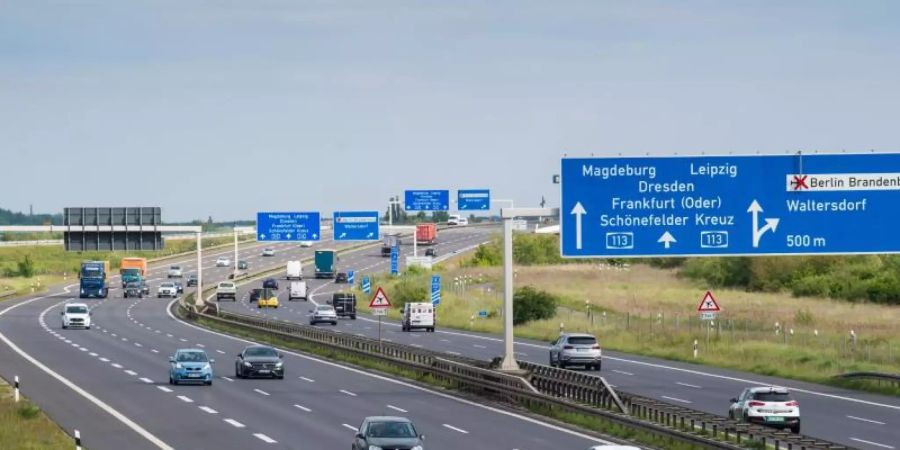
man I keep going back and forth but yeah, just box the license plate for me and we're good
[187,374,201,378]
[766,416,785,423]
[577,348,589,352]
[258,370,270,374]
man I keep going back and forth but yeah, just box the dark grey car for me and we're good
[124,282,143,298]
[235,345,284,379]
[352,416,424,450]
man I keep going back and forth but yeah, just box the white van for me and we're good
[289,281,308,301]
[286,260,302,280]
[402,302,435,332]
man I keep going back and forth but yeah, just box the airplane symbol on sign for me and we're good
[791,175,809,190]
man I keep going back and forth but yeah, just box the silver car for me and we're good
[549,333,602,370]
[309,305,338,326]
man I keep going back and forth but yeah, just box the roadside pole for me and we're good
[498,207,558,372]
[233,228,239,275]
[196,232,203,307]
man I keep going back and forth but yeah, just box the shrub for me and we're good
[17,403,41,419]
[467,241,502,267]
[513,286,558,325]
[392,278,428,310]
[17,255,35,278]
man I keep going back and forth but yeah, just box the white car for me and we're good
[167,265,183,278]
[215,256,231,267]
[299,241,313,248]
[457,217,469,226]
[157,282,178,298]
[729,386,801,433]
[262,248,276,257]
[61,303,91,329]
[309,305,338,325]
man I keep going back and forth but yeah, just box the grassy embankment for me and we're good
[0,380,75,449]
[373,258,900,396]
[0,235,255,300]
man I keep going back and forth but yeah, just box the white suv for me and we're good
[167,265,183,278]
[215,256,231,267]
[729,387,801,433]
[61,303,91,329]
[157,282,178,298]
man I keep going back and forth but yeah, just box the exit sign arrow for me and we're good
[570,202,586,250]
[658,231,676,249]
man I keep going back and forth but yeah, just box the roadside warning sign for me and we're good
[697,291,721,312]
[368,287,392,308]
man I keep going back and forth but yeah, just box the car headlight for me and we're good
[368,446,383,450]
[175,363,183,369]
[80,289,85,294]
[275,362,283,368]
[203,363,211,371]
[411,446,423,450]
[243,361,252,367]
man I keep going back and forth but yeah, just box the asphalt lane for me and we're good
[226,231,900,449]
[1,227,616,450]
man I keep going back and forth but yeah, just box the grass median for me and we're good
[373,260,900,396]
[0,380,75,449]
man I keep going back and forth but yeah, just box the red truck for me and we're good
[416,223,437,245]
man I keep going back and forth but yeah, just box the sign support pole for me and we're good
[196,231,203,308]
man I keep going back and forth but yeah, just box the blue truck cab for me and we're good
[79,260,109,298]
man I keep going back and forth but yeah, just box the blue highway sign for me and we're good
[405,190,449,211]
[431,275,441,306]
[390,246,400,275]
[362,276,371,294]
[257,212,320,241]
[458,189,491,210]
[561,153,900,257]
[347,270,355,286]
[478,310,488,318]
[333,211,379,241]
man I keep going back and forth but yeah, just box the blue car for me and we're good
[168,349,214,385]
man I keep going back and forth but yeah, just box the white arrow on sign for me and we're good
[312,233,318,239]
[259,234,266,239]
[339,232,347,238]
[570,202,586,250]
[747,200,780,248]
[481,204,487,209]
[366,232,374,238]
[286,233,292,239]
[657,231,677,249]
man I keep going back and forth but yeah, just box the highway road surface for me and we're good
[219,229,900,450]
[1,226,621,450]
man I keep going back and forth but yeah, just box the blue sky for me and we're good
[2,1,899,221]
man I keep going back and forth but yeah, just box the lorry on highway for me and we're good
[286,260,302,280]
[381,233,401,257]
[119,257,148,288]
[416,223,437,245]
[79,260,109,298]
[402,302,435,332]
[330,292,356,319]
[314,249,336,279]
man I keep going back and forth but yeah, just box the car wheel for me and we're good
[205,380,212,386]
[331,321,337,326]
[62,325,68,330]
[169,376,173,385]
[172,378,179,386]
[85,326,91,330]
[351,315,356,320]
[276,374,284,380]
[429,327,435,332]
[549,355,556,367]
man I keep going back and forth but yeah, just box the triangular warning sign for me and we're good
[368,287,392,308]
[697,291,721,312]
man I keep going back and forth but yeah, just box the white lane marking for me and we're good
[254,388,270,396]
[64,339,72,343]
[179,338,187,342]
[676,382,702,389]
[445,351,462,356]
[847,415,886,425]
[850,438,895,449]
[89,352,98,357]
[221,376,234,382]
[124,370,138,376]
[341,424,357,431]
[177,395,193,403]
[111,363,123,369]
[196,343,205,348]
[79,347,88,352]
[440,339,450,342]
[166,334,173,338]
[157,386,173,393]
[661,396,692,404]
[473,344,486,349]
[224,419,245,428]
[166,295,617,446]
[134,342,143,347]
[612,370,634,376]
[386,404,408,413]
[443,424,469,434]
[216,350,226,354]
[294,404,311,412]
[299,376,315,383]
[151,349,159,353]
[340,389,357,397]
[198,406,218,414]
[253,433,278,444]
[139,377,154,384]
[121,337,128,342]
[99,357,110,362]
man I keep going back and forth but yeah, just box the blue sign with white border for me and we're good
[431,275,441,306]
[478,310,488,318]
[390,246,400,275]
[458,189,491,210]
[256,212,320,241]
[333,211,379,241]
[362,276,371,294]
[404,190,449,211]
[561,153,900,257]
[347,270,355,286]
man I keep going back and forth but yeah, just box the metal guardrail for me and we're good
[178,301,851,450]
[0,239,63,247]
[836,372,900,387]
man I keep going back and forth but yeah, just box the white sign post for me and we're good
[369,287,392,345]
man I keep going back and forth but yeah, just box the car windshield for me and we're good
[170,266,180,270]
[245,347,277,357]
[176,352,208,362]
[366,421,417,438]
[160,283,174,288]
[752,391,793,402]
[126,283,140,288]
[567,336,597,345]
[317,306,334,311]
[66,306,88,314]
[219,283,234,288]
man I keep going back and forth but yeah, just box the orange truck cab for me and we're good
[120,257,148,287]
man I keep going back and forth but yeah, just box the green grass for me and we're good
[376,263,900,397]
[0,383,75,449]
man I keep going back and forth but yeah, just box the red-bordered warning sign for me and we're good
[368,287,392,308]
[697,291,721,312]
